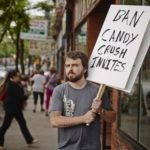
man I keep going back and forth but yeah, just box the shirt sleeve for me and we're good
[50,85,64,112]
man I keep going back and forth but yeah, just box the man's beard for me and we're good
[66,70,84,82]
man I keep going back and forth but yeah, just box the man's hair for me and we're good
[65,50,88,78]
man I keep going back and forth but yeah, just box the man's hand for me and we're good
[91,98,102,113]
[82,110,96,125]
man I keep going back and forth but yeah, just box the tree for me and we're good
[0,0,14,42]
[8,2,30,73]
[33,1,55,36]
[0,0,55,73]
[0,40,15,58]
[0,0,30,73]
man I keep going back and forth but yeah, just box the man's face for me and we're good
[65,58,85,82]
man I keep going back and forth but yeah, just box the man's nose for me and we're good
[68,66,73,72]
[69,65,73,70]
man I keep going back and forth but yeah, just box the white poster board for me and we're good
[87,5,150,93]
[20,19,48,40]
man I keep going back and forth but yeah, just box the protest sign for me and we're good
[87,5,150,93]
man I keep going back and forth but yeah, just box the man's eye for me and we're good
[65,65,70,68]
[73,64,78,67]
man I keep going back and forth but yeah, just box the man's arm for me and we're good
[50,110,96,128]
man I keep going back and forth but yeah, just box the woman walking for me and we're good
[45,67,58,116]
[0,70,38,150]
[30,70,46,112]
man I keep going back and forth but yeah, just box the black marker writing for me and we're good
[113,9,144,28]
[101,29,138,46]
[97,44,128,59]
[90,56,126,72]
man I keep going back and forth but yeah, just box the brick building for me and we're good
[52,0,150,150]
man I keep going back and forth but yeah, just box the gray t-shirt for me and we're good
[50,81,112,150]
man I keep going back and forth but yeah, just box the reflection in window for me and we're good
[140,47,150,149]
[119,81,139,140]
[119,48,150,149]
[75,22,87,54]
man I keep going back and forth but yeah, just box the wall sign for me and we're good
[20,19,48,40]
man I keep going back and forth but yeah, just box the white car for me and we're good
[0,67,7,80]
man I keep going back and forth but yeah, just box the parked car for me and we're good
[0,68,7,81]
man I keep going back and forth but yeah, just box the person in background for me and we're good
[31,70,46,112]
[0,69,38,150]
[50,51,116,150]
[45,67,59,116]
[20,74,31,110]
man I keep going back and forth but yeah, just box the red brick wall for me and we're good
[111,132,133,150]
[87,12,106,55]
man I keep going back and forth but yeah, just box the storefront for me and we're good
[65,0,150,150]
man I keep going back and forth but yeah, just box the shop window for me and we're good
[75,22,87,54]
[140,48,150,149]
[119,48,150,149]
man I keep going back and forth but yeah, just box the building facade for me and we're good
[52,0,150,149]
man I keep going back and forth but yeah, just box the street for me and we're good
[0,95,57,150]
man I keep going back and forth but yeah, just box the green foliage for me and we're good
[124,0,150,5]
[145,0,150,4]
[33,1,54,12]
[124,0,141,5]
[0,0,30,41]
[0,41,15,57]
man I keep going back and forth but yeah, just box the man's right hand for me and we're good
[82,110,96,125]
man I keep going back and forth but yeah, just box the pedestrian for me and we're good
[50,50,116,150]
[30,70,46,112]
[20,74,31,110]
[0,69,38,150]
[45,67,59,116]
[0,80,7,122]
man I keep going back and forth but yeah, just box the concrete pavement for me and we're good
[0,95,58,150]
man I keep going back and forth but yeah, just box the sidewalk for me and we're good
[0,95,57,150]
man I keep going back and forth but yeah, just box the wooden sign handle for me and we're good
[96,84,106,100]
[86,84,106,126]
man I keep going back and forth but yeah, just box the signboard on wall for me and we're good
[87,5,150,93]
[20,19,48,40]
[29,39,51,55]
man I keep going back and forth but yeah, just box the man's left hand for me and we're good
[91,98,102,113]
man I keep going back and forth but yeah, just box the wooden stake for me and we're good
[96,84,106,100]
